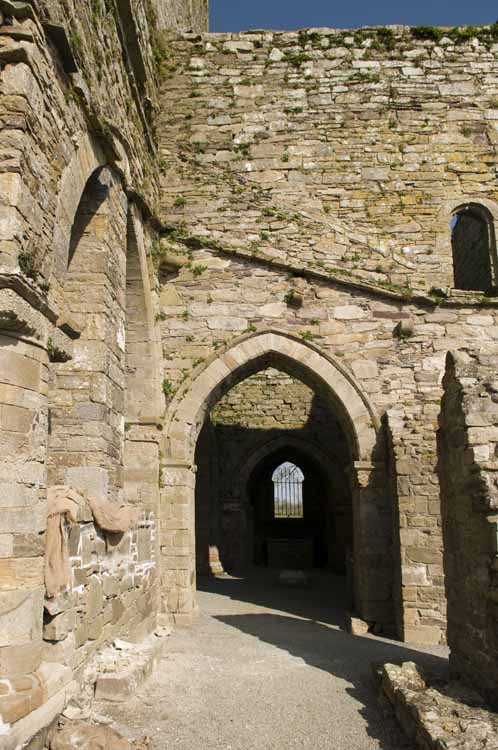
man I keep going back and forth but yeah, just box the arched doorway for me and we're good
[248,448,350,574]
[162,330,391,628]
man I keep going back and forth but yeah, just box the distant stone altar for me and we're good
[267,538,314,570]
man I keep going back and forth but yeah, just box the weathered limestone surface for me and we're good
[0,0,166,743]
[159,26,498,294]
[374,661,498,750]
[156,24,498,644]
[154,0,208,31]
[438,348,498,707]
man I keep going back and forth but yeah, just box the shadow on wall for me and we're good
[201,573,448,750]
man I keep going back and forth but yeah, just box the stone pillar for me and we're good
[351,461,394,626]
[220,495,245,574]
[160,460,198,624]
[387,410,446,645]
[48,169,127,503]
[0,298,49,679]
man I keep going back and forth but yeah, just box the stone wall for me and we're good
[159,25,498,296]
[212,367,324,431]
[438,348,498,707]
[154,0,209,31]
[155,240,498,641]
[156,23,498,644]
[2,10,498,743]
[43,500,157,679]
[0,0,167,740]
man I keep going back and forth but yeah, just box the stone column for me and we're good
[351,461,394,626]
[0,293,49,680]
[387,410,446,645]
[160,460,198,624]
[48,169,127,503]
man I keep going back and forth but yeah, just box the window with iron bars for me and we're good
[272,462,304,519]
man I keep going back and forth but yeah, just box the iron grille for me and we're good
[272,462,304,519]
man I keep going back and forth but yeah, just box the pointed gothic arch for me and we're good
[165,329,379,465]
[161,330,391,627]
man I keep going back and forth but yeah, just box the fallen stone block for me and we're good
[345,613,372,636]
[93,636,162,703]
[49,720,132,750]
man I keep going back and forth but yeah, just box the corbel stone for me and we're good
[47,326,73,362]
[0,0,36,21]
[0,287,50,344]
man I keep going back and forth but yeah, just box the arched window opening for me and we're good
[272,462,304,519]
[451,204,496,293]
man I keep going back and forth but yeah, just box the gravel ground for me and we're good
[101,570,448,750]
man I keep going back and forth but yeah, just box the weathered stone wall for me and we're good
[157,23,498,644]
[0,0,167,739]
[0,328,48,678]
[156,238,498,642]
[2,8,498,742]
[154,0,208,31]
[438,348,498,707]
[159,25,498,296]
[43,502,157,678]
[212,367,323,430]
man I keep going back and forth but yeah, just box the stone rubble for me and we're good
[374,661,498,750]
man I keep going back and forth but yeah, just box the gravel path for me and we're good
[103,570,448,750]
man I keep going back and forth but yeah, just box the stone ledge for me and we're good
[373,661,498,750]
[0,664,72,729]
[0,664,75,750]
[93,635,164,703]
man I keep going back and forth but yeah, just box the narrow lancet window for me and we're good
[272,462,304,519]
[451,204,496,293]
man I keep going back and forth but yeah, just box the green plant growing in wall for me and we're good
[300,330,315,342]
[285,52,312,68]
[174,196,187,208]
[284,289,303,308]
[47,337,70,363]
[192,265,207,277]
[233,143,251,158]
[375,27,396,51]
[18,251,39,282]
[162,379,175,398]
[410,26,443,42]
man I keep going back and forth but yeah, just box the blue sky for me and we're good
[210,1,497,32]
